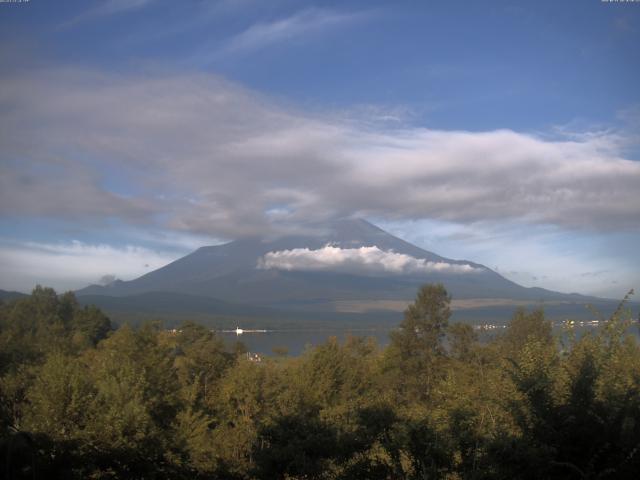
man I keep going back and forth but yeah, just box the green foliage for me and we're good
[0,285,639,479]
[498,292,640,479]
[447,322,478,361]
[0,286,113,372]
[253,412,340,479]
[387,283,452,400]
[390,283,451,360]
[500,306,553,356]
[23,353,94,441]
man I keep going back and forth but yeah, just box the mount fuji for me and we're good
[75,219,612,326]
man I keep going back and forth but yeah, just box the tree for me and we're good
[500,307,552,357]
[387,283,452,400]
[252,411,340,480]
[23,353,94,442]
[447,322,478,361]
[70,304,112,346]
[499,293,640,479]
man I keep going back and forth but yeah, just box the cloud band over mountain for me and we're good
[258,245,481,275]
[1,67,640,239]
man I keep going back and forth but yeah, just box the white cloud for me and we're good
[1,67,640,240]
[217,8,365,57]
[258,245,481,276]
[1,66,639,295]
[0,241,178,293]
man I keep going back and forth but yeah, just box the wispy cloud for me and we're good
[580,270,610,278]
[258,245,482,276]
[214,8,367,58]
[60,0,154,28]
[376,217,638,298]
[0,241,178,292]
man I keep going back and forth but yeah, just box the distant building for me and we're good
[246,352,262,363]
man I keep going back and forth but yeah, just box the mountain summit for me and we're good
[77,219,585,311]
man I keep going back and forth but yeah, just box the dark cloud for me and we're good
[0,159,154,222]
[99,274,117,285]
[580,270,610,278]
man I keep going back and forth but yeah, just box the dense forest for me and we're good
[1,285,639,479]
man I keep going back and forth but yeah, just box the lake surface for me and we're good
[218,323,640,356]
[219,327,393,356]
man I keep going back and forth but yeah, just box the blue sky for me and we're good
[1,0,639,297]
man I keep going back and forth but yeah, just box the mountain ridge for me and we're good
[76,219,603,312]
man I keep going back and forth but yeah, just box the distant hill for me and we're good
[0,289,28,302]
[76,291,633,331]
[76,218,621,325]
[76,291,402,329]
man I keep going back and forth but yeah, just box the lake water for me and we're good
[218,323,640,356]
[219,328,393,356]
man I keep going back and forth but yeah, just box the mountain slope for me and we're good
[77,218,598,310]
[0,289,29,302]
